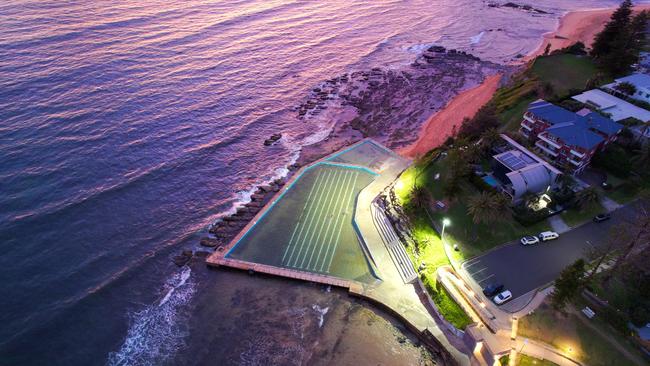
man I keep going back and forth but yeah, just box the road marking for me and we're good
[289,169,342,267]
[301,170,353,269]
[470,267,488,276]
[462,259,482,269]
[281,171,324,263]
[309,171,357,271]
[323,172,359,272]
[476,274,495,284]
[284,169,335,265]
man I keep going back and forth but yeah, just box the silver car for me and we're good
[493,290,513,305]
[520,235,540,245]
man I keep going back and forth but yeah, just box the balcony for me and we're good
[568,157,583,166]
[569,149,585,158]
[537,133,561,149]
[520,121,533,131]
[535,141,559,157]
[519,128,530,138]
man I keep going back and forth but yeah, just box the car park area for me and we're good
[462,205,636,303]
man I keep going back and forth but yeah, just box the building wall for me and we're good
[518,114,598,175]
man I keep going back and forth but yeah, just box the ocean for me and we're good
[0,0,628,364]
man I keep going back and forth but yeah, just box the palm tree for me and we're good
[410,185,430,209]
[467,191,508,224]
[576,187,600,209]
[479,128,501,155]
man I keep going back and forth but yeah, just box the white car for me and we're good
[493,290,513,305]
[520,235,540,245]
[538,231,559,242]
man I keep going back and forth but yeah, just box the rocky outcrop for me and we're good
[263,133,282,146]
[173,250,193,266]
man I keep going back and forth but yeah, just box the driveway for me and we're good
[462,204,637,301]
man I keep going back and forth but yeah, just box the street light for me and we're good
[441,218,450,240]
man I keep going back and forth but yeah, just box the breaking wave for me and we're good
[106,267,195,366]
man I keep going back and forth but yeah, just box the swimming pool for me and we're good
[482,175,499,187]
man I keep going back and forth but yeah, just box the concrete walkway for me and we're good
[351,152,472,365]
[600,195,623,212]
[548,215,571,233]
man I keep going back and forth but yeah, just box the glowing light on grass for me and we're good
[395,179,404,191]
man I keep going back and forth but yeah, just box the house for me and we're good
[572,89,650,122]
[603,73,650,103]
[490,134,562,202]
[520,100,623,174]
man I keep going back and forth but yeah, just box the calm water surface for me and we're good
[0,0,627,364]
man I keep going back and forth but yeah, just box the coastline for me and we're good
[400,74,502,158]
[199,3,644,361]
[401,4,650,158]
[203,3,637,251]
[526,4,650,61]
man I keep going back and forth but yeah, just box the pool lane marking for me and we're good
[286,169,336,266]
[305,170,356,270]
[288,168,341,267]
[284,169,334,265]
[322,172,360,273]
[294,169,348,268]
[281,170,324,263]
[309,170,357,271]
[311,171,358,272]
[300,170,351,269]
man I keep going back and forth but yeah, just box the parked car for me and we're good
[593,213,611,223]
[493,290,513,305]
[538,231,559,242]
[520,235,540,246]
[483,283,504,297]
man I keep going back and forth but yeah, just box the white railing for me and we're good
[537,133,561,149]
[535,141,559,157]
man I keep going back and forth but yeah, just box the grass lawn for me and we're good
[499,96,537,132]
[396,157,551,259]
[606,181,647,204]
[530,54,605,98]
[560,201,604,227]
[519,301,644,366]
[499,354,559,366]
[405,213,473,330]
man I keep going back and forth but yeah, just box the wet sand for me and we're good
[401,74,502,158]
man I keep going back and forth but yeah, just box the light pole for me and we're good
[441,218,450,242]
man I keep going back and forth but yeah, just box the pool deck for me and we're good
[206,139,471,365]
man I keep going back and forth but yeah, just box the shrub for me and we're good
[592,144,633,178]
[468,173,497,193]
[512,204,550,226]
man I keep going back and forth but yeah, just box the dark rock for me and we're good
[200,237,220,248]
[194,251,210,258]
[263,133,282,146]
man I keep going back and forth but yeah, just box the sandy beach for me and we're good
[401,74,502,158]
[526,4,650,61]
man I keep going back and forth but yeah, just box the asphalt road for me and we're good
[462,204,638,301]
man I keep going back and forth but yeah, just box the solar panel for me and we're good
[500,152,527,170]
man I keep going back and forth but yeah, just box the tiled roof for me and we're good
[527,100,622,149]
[545,123,604,150]
[528,100,580,125]
[583,111,623,136]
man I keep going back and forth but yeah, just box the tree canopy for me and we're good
[551,259,586,310]
[591,0,649,75]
